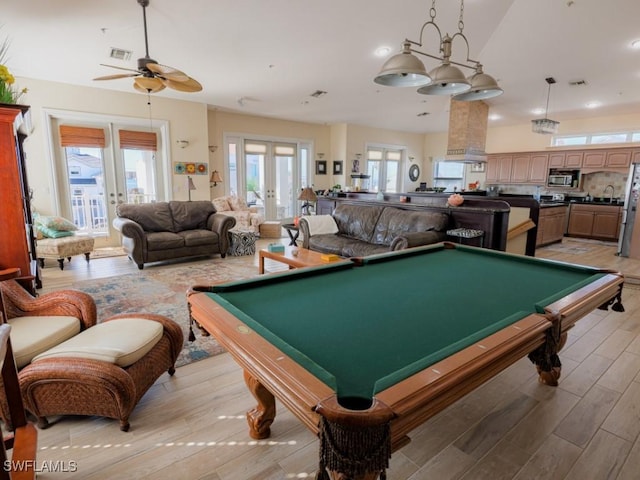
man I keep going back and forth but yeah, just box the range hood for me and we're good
[445,99,488,163]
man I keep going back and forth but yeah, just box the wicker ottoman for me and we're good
[37,235,95,270]
[228,228,257,256]
[17,313,183,432]
[259,221,282,238]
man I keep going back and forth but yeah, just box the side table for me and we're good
[228,229,258,256]
[281,223,300,246]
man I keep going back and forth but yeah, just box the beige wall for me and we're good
[18,77,209,215]
[345,124,425,192]
[18,75,640,214]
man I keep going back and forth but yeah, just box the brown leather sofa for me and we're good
[299,203,449,257]
[113,200,236,269]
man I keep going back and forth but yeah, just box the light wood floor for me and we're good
[20,238,640,479]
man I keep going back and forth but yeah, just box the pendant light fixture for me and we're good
[531,77,559,134]
[374,0,503,101]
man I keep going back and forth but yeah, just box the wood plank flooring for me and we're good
[17,238,640,479]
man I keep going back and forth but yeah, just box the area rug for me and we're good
[72,259,260,367]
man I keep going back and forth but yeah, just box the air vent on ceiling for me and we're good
[417,112,430,117]
[569,79,588,86]
[109,47,132,61]
[310,90,327,98]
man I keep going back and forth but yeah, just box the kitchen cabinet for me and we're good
[567,203,622,241]
[486,154,512,183]
[536,205,568,247]
[606,149,632,168]
[583,151,605,168]
[529,154,549,183]
[565,152,583,168]
[487,153,548,184]
[511,155,530,183]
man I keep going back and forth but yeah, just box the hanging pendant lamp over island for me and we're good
[373,0,503,102]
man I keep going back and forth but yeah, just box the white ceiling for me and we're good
[4,0,640,134]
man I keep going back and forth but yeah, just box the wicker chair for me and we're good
[0,279,96,427]
[19,313,183,431]
[0,280,183,431]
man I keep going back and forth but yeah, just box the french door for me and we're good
[244,141,298,220]
[52,119,166,248]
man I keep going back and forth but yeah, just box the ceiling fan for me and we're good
[93,0,202,94]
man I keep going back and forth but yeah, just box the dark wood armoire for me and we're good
[0,104,39,292]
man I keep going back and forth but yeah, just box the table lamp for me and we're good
[187,176,196,201]
[298,187,317,215]
[210,170,223,188]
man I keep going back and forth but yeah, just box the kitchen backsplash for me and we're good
[489,171,628,199]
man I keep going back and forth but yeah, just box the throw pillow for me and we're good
[212,197,230,212]
[228,196,248,211]
[37,225,75,238]
[35,215,78,232]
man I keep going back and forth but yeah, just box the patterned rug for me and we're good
[72,258,260,367]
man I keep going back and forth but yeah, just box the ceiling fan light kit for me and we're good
[374,0,503,102]
[93,0,202,94]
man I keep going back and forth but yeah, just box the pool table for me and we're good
[187,243,624,480]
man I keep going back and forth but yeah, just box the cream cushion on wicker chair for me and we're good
[33,318,164,368]
[8,316,81,369]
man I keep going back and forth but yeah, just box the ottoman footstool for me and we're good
[17,313,183,431]
[37,235,95,270]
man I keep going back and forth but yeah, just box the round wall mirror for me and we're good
[408,164,420,182]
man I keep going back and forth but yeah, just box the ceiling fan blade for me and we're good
[99,63,142,74]
[146,62,189,82]
[94,73,140,81]
[162,77,203,93]
[134,76,166,93]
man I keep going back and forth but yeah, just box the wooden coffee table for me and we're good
[259,246,338,274]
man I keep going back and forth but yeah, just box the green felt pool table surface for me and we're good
[203,243,608,400]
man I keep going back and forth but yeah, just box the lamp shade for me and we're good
[210,170,223,186]
[133,76,165,93]
[417,62,471,95]
[298,187,317,202]
[187,176,196,190]
[452,71,503,101]
[373,44,432,87]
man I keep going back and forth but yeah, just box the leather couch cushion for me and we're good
[9,315,81,368]
[146,231,185,251]
[373,207,449,245]
[332,204,384,243]
[169,201,216,231]
[33,318,164,368]
[117,202,175,232]
[180,229,218,247]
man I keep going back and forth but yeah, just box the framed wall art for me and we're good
[316,160,327,175]
[470,162,485,173]
[333,160,343,175]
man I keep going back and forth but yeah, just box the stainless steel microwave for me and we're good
[547,174,573,187]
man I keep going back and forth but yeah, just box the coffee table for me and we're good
[259,246,338,274]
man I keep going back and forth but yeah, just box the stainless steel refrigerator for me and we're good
[617,163,640,256]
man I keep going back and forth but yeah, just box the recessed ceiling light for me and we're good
[488,114,501,121]
[375,46,392,57]
[631,39,640,49]
[585,101,601,109]
[532,108,545,115]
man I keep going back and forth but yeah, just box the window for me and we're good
[553,130,640,147]
[433,161,465,192]
[366,146,403,193]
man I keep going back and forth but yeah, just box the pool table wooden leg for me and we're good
[244,370,276,439]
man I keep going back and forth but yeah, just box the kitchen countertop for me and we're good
[540,200,625,207]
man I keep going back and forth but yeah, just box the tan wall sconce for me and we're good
[177,140,189,149]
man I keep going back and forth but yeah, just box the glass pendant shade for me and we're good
[374,49,432,87]
[417,62,470,95]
